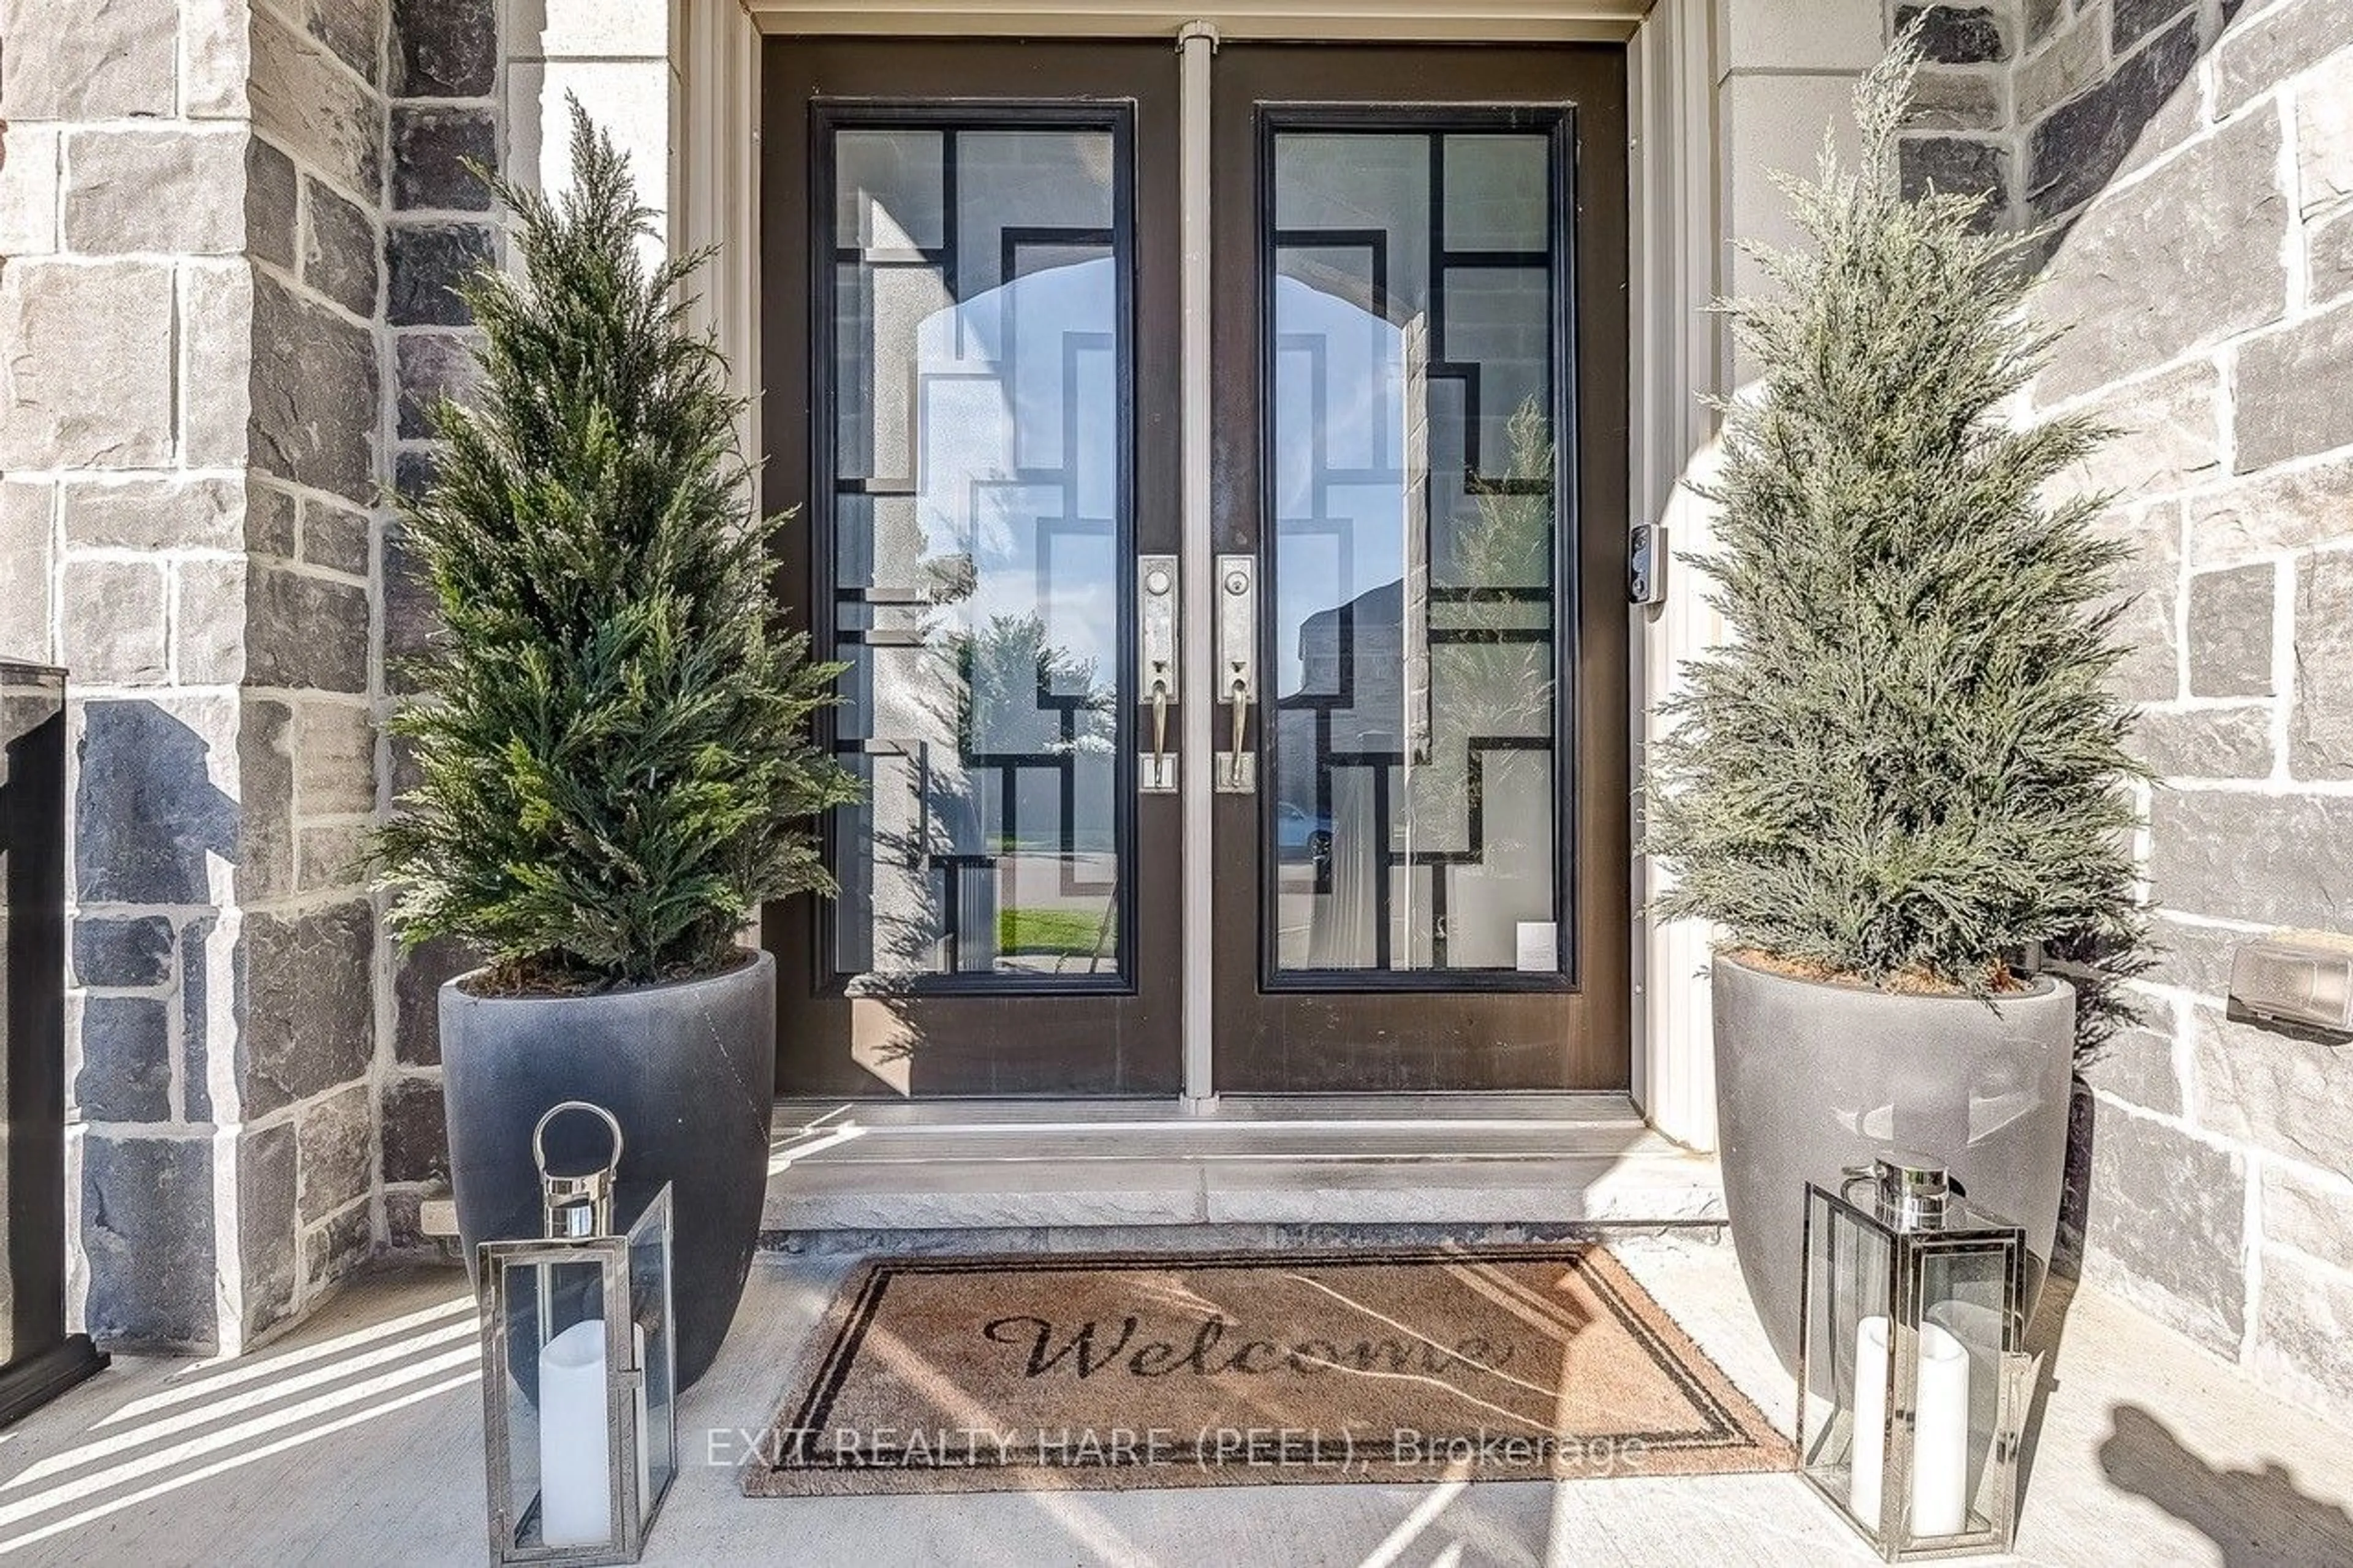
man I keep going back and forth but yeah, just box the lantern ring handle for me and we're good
[532,1100,624,1179]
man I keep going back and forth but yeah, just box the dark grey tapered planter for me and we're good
[1712,951,2075,1373]
[442,950,775,1392]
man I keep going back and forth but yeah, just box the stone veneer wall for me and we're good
[2007,0,2353,1428]
[0,0,390,1352]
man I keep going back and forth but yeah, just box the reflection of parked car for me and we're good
[1275,801,1333,863]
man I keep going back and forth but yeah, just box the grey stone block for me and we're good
[2093,501,2181,703]
[2133,705,2272,779]
[1906,68,2004,132]
[2080,1096,2248,1357]
[61,560,167,686]
[62,476,243,553]
[2189,454,2353,564]
[392,105,497,213]
[250,272,381,504]
[2254,1246,2353,1416]
[383,515,443,678]
[75,699,241,905]
[75,996,172,1123]
[2185,563,2275,698]
[237,698,298,903]
[246,565,371,695]
[2024,0,2064,47]
[0,0,177,119]
[2146,789,2353,928]
[2066,359,2224,496]
[174,558,249,687]
[395,936,479,1066]
[2196,1004,2353,1170]
[1900,135,2009,223]
[2113,0,2196,53]
[2033,108,2287,404]
[301,176,382,320]
[2215,0,2349,117]
[388,222,494,327]
[301,497,373,578]
[305,1203,376,1296]
[0,482,51,665]
[2260,1161,2353,1267]
[2293,551,2353,779]
[249,482,300,561]
[2146,914,2243,999]
[383,1186,431,1252]
[298,1082,375,1225]
[62,128,244,255]
[0,259,175,471]
[2082,1023,2183,1116]
[302,0,387,85]
[298,822,373,890]
[396,331,480,438]
[180,262,254,471]
[74,916,175,989]
[393,448,441,506]
[180,914,219,1122]
[2015,3,2107,127]
[294,700,379,816]
[1896,4,2010,63]
[250,4,384,203]
[2235,299,2353,473]
[82,1134,216,1351]
[393,0,496,98]
[239,901,376,1117]
[2313,208,2353,307]
[381,1072,450,1184]
[2026,16,2200,221]
[239,1122,301,1341]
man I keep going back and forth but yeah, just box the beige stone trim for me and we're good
[740,0,1646,40]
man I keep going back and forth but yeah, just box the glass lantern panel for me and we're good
[1916,1243,2011,1540]
[629,1195,678,1512]
[496,1254,620,1553]
[1803,1189,1893,1532]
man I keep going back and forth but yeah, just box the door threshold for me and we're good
[763,1093,1722,1240]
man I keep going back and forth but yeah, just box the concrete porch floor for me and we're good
[2,1235,2349,1566]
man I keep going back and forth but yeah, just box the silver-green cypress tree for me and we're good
[374,104,860,990]
[1643,37,2148,1042]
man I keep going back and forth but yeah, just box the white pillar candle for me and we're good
[539,1319,612,1548]
[1911,1320,1972,1537]
[1849,1315,1890,1527]
[1849,1314,1974,1539]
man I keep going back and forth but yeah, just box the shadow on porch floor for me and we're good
[0,1236,2346,1565]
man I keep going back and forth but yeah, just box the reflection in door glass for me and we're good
[827,123,1126,984]
[1267,127,1566,975]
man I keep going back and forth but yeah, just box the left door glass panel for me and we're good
[826,124,1127,986]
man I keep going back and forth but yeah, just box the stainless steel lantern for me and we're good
[479,1103,677,1566]
[1798,1154,2039,1561]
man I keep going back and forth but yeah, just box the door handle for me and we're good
[1139,556,1179,792]
[1214,555,1256,793]
[1225,661,1250,790]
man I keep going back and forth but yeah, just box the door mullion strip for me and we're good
[1178,20,1218,1108]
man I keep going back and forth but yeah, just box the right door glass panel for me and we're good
[1267,126,1566,977]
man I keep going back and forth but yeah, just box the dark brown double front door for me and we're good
[762,38,1628,1098]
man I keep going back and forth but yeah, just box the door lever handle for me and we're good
[1224,659,1250,790]
[1150,661,1173,780]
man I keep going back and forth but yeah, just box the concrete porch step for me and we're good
[757,1095,1725,1243]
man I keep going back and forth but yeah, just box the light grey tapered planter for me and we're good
[442,950,775,1392]
[1712,951,2075,1373]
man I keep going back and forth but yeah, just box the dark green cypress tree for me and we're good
[374,103,860,990]
[1643,36,2148,1042]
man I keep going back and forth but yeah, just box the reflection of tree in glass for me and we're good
[1446,396,1555,865]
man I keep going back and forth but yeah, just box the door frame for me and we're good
[685,1,1724,1138]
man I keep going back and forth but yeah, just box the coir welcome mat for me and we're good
[742,1246,1790,1495]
